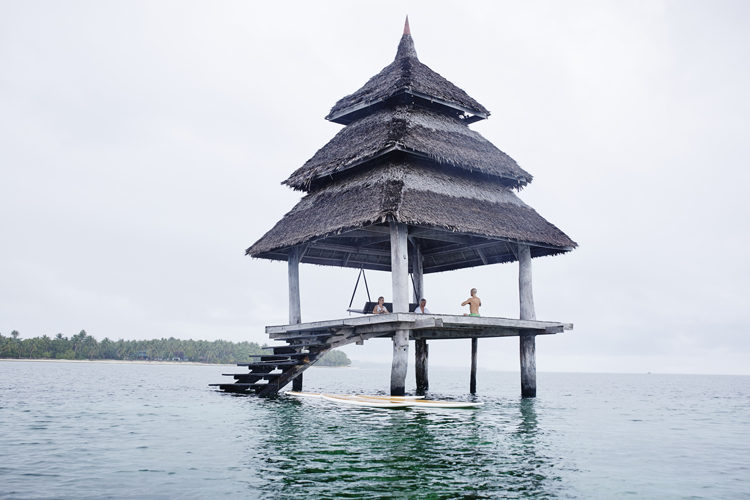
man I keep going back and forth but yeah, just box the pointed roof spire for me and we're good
[325,18,490,125]
[396,16,417,60]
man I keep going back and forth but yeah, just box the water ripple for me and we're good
[0,362,748,499]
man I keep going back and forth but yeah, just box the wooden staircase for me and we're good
[211,315,455,396]
[210,335,333,397]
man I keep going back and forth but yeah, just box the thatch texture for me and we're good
[248,178,399,257]
[284,106,531,192]
[246,27,577,273]
[249,163,576,272]
[326,34,489,124]
[398,191,572,248]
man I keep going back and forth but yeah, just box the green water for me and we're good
[1,361,748,499]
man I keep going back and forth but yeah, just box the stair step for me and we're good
[273,333,332,341]
[209,382,267,390]
[249,353,310,359]
[261,346,302,354]
[286,341,330,349]
[209,383,254,392]
[222,371,282,376]
[223,372,282,379]
[237,360,304,368]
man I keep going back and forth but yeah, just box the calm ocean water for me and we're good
[0,360,748,499]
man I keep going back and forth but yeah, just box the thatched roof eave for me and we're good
[326,88,490,125]
[282,146,527,193]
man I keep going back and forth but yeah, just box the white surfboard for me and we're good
[286,391,324,399]
[348,395,483,408]
[349,394,426,400]
[400,399,484,409]
[321,394,412,408]
[287,391,424,400]
[289,391,482,409]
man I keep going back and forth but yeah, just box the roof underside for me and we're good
[326,33,489,125]
[252,223,570,274]
[249,163,576,273]
[285,106,531,192]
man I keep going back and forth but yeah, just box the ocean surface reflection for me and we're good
[248,394,564,499]
[2,361,748,499]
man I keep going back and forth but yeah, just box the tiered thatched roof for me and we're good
[247,21,576,272]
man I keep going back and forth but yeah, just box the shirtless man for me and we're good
[461,288,481,316]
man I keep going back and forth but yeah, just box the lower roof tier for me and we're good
[247,163,576,273]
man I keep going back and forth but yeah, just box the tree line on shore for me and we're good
[0,330,351,366]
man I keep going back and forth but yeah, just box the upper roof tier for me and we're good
[326,23,490,125]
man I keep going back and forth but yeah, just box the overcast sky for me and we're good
[2,1,748,375]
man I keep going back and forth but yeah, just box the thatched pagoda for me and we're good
[213,19,576,398]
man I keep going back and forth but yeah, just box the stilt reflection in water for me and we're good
[246,395,566,498]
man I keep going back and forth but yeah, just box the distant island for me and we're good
[0,330,351,366]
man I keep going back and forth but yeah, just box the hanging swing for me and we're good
[346,268,419,314]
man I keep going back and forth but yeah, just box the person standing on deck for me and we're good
[461,288,481,316]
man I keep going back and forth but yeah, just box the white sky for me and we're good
[1,1,748,375]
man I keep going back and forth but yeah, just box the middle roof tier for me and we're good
[284,105,533,193]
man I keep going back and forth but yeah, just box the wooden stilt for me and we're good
[292,373,303,391]
[412,242,423,304]
[390,221,409,396]
[518,243,537,398]
[470,338,477,394]
[391,334,408,396]
[415,339,428,394]
[520,335,535,397]
[288,246,301,325]
[288,246,303,391]
[411,241,428,394]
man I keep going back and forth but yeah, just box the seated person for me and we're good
[415,298,430,314]
[372,296,389,314]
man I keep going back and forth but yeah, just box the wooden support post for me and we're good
[415,339,428,394]
[288,246,301,325]
[292,374,303,392]
[412,242,423,303]
[519,334,535,397]
[411,240,428,394]
[390,221,409,396]
[518,243,536,398]
[288,246,303,392]
[470,338,478,394]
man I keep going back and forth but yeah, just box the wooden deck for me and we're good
[212,314,572,396]
[266,313,573,347]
